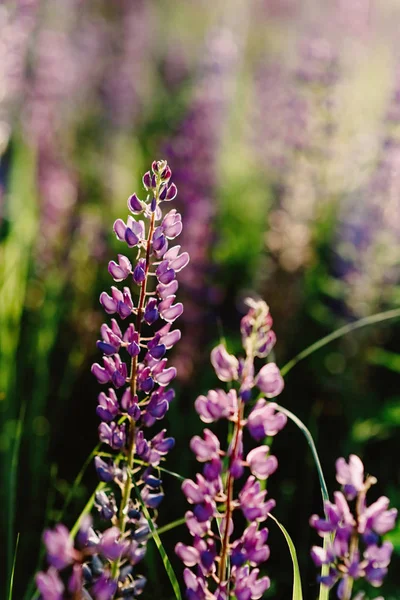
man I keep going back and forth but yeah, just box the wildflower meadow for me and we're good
[0,2,399,600]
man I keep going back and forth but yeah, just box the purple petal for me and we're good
[100,292,117,314]
[160,303,183,323]
[113,218,126,241]
[91,363,110,384]
[128,193,143,213]
[175,543,200,567]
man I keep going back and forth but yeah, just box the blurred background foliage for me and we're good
[0,0,399,598]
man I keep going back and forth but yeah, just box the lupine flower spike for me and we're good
[176,298,286,600]
[36,160,188,599]
[310,454,397,600]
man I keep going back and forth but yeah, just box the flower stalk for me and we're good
[176,298,287,599]
[36,160,188,599]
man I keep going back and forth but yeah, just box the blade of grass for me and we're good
[132,475,182,600]
[133,459,185,481]
[5,405,25,600]
[59,443,101,519]
[275,404,329,504]
[318,537,330,600]
[280,307,400,377]
[273,408,331,599]
[7,532,20,600]
[0,141,37,592]
[268,513,303,600]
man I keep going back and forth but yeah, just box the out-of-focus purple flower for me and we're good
[247,400,287,440]
[358,496,398,537]
[101,0,153,130]
[194,389,238,423]
[246,447,278,480]
[255,362,284,397]
[190,429,220,462]
[211,344,239,382]
[43,524,75,570]
[335,454,365,500]
[91,575,118,600]
[163,27,240,383]
[35,567,65,600]
[334,69,400,317]
[98,527,129,562]
[310,455,397,598]
[177,298,285,597]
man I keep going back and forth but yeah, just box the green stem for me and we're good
[218,402,244,583]
[280,307,400,377]
[274,404,329,504]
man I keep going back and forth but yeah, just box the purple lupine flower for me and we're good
[211,344,239,382]
[334,66,400,316]
[0,1,39,155]
[253,29,339,276]
[36,161,188,598]
[336,454,365,500]
[310,455,397,598]
[255,363,284,397]
[177,298,286,597]
[247,400,287,440]
[42,524,75,570]
[35,567,65,600]
[101,0,153,130]
[194,389,238,423]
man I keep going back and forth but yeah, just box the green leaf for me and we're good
[280,307,400,377]
[0,141,37,591]
[60,444,101,519]
[318,537,330,600]
[268,513,303,600]
[132,476,182,600]
[8,532,20,600]
[6,405,25,600]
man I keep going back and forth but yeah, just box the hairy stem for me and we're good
[218,402,244,583]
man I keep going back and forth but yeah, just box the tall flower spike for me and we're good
[310,455,397,600]
[176,298,286,599]
[36,161,188,599]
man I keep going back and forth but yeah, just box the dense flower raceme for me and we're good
[36,160,188,600]
[176,298,286,600]
[310,454,397,600]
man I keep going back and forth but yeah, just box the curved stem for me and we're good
[274,404,329,504]
[280,307,400,378]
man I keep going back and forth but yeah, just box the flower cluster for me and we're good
[176,298,286,599]
[310,454,397,600]
[36,160,188,599]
